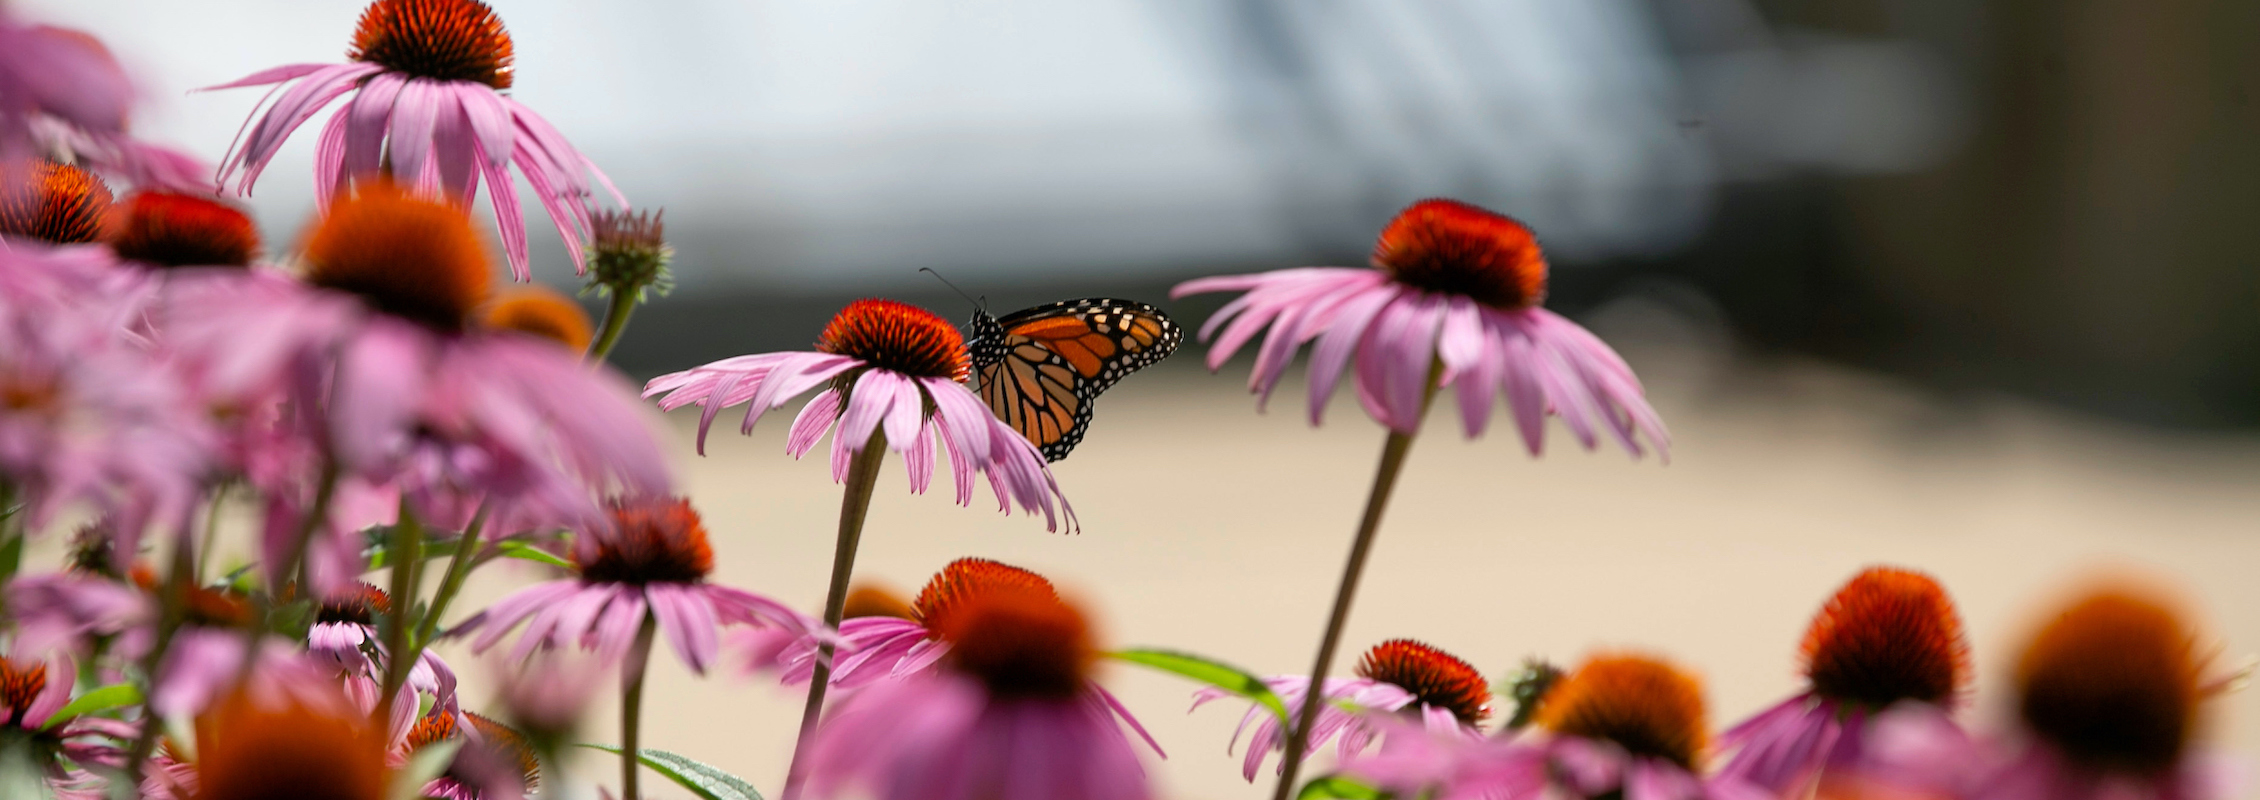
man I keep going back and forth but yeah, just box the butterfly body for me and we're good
[968,298,1182,462]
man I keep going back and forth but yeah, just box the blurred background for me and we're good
[17,0,2257,797]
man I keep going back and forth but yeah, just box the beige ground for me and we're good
[428,346,2260,800]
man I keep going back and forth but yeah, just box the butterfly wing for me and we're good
[968,298,1182,462]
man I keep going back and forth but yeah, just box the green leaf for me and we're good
[43,685,139,729]
[364,533,465,571]
[1298,776,1386,800]
[387,738,462,800]
[580,744,764,800]
[1110,648,1289,725]
[494,540,572,570]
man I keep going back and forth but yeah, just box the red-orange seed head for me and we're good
[481,284,593,351]
[405,711,541,792]
[938,587,1095,700]
[0,656,48,727]
[2016,588,2202,777]
[817,299,971,382]
[913,558,1058,638]
[348,0,514,89]
[577,496,715,585]
[303,183,493,332]
[195,693,387,800]
[1356,639,1492,725]
[1801,567,1971,709]
[1371,199,1547,310]
[136,567,254,629]
[843,582,917,620]
[108,190,260,268]
[316,584,393,627]
[1536,653,1708,771]
[1,161,113,245]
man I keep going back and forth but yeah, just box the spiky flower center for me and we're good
[2016,589,2199,776]
[817,299,971,382]
[0,162,112,245]
[588,208,672,297]
[317,584,393,626]
[406,712,541,792]
[1536,654,1707,771]
[198,695,387,800]
[1801,566,1970,709]
[1371,199,1547,309]
[135,566,253,629]
[1356,639,1492,725]
[938,588,1094,700]
[576,496,715,585]
[348,0,514,89]
[303,184,493,332]
[482,285,593,351]
[108,190,260,268]
[913,558,1058,638]
[0,657,48,727]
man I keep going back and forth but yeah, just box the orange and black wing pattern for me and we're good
[967,298,1181,462]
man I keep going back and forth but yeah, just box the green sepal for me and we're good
[579,744,764,800]
[1109,648,1289,725]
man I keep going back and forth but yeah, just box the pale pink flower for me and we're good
[646,299,1075,532]
[206,0,619,279]
[461,496,818,674]
[1196,639,1491,781]
[1173,199,1666,456]
[6,570,151,659]
[772,558,1058,689]
[0,16,131,156]
[808,588,1160,800]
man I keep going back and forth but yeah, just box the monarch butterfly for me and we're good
[967,298,1182,462]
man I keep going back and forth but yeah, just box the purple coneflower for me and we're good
[1198,639,1492,781]
[207,0,619,280]
[480,284,593,353]
[2,160,111,245]
[1173,198,1669,799]
[807,585,1161,800]
[774,557,1059,689]
[461,495,815,800]
[648,298,1076,799]
[399,710,540,800]
[1718,566,1970,796]
[0,16,131,157]
[1864,586,2242,800]
[187,688,392,800]
[105,189,261,269]
[0,654,137,795]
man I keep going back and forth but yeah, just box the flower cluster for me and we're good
[0,4,2244,800]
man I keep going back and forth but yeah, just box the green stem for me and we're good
[778,428,888,800]
[415,505,490,646]
[587,290,638,363]
[618,613,658,800]
[374,502,425,726]
[120,520,197,785]
[197,483,227,585]
[1268,366,1442,800]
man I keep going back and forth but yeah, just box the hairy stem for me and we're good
[587,290,638,363]
[1268,367,1441,800]
[778,428,888,800]
[619,613,658,800]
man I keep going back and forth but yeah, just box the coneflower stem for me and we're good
[121,516,196,787]
[416,505,491,645]
[197,482,228,583]
[620,613,658,800]
[587,290,638,363]
[375,503,425,726]
[779,428,889,800]
[1269,368,1441,800]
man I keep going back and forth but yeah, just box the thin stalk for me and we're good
[120,519,196,785]
[777,429,889,800]
[415,505,491,646]
[228,465,340,695]
[618,613,659,800]
[1268,367,1442,800]
[374,502,425,726]
[196,483,227,584]
[586,290,638,363]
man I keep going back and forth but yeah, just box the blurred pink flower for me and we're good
[1196,640,1490,781]
[1718,567,1971,795]
[6,570,151,659]
[808,587,1159,800]
[773,557,1055,689]
[0,17,131,152]
[205,0,618,280]
[646,299,1075,532]
[1173,199,1666,457]
[461,496,818,674]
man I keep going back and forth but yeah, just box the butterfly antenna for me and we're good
[919,268,983,311]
